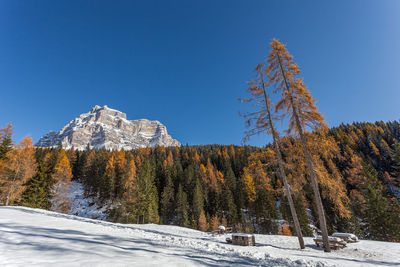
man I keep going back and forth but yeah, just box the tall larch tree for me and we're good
[267,38,331,251]
[241,63,305,248]
[2,136,37,206]
[51,150,73,213]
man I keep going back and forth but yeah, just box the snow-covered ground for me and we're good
[0,207,399,266]
[69,181,107,220]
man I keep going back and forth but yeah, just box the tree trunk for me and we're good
[260,77,305,249]
[276,53,331,252]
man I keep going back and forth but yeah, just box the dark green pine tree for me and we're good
[220,185,237,225]
[160,173,175,224]
[21,163,52,209]
[0,123,13,160]
[254,188,277,234]
[175,184,189,227]
[135,160,159,224]
[362,165,400,241]
[20,149,56,209]
[223,160,237,193]
[113,162,125,200]
[391,141,400,185]
[279,195,313,236]
[192,178,204,228]
[72,150,87,181]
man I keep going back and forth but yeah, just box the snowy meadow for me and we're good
[1,207,399,266]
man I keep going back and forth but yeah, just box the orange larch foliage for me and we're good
[281,222,292,236]
[2,136,37,205]
[166,151,174,167]
[115,150,127,171]
[192,151,200,163]
[211,215,221,231]
[198,210,209,232]
[369,141,380,156]
[105,153,116,178]
[51,149,73,213]
[123,159,137,200]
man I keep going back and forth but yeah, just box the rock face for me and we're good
[36,105,181,150]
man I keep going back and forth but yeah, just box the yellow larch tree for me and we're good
[240,62,305,248]
[51,149,73,213]
[2,136,37,205]
[266,38,331,251]
[242,172,256,203]
[198,210,209,232]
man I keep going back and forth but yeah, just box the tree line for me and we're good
[0,39,399,245]
[0,121,399,242]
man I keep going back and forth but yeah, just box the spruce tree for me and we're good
[192,178,204,226]
[21,160,52,209]
[0,123,13,161]
[160,173,175,224]
[135,160,159,223]
[175,184,189,227]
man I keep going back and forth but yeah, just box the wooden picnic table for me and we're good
[313,236,347,250]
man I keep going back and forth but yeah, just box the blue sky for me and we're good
[1,0,399,146]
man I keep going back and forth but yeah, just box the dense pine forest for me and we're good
[1,120,400,242]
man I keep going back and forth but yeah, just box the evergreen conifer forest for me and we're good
[1,120,400,242]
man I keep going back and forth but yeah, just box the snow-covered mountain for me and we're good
[36,105,181,150]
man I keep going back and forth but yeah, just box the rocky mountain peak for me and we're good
[36,105,181,150]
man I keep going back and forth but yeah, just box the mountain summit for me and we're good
[36,105,181,150]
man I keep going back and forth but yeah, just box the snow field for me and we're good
[0,207,399,266]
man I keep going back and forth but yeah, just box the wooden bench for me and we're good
[332,233,359,243]
[227,233,256,246]
[313,236,347,250]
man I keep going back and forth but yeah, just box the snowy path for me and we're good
[0,207,399,266]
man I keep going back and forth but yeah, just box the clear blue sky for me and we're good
[1,0,399,146]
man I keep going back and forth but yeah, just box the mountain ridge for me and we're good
[36,105,181,150]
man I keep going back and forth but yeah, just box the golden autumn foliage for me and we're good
[124,159,137,195]
[51,150,73,213]
[1,136,37,205]
[267,39,327,134]
[211,215,221,231]
[281,133,351,218]
[115,150,127,171]
[240,61,306,249]
[105,153,116,178]
[281,222,292,236]
[200,158,223,192]
[242,173,256,202]
[245,149,275,190]
[198,210,209,232]
[192,151,200,163]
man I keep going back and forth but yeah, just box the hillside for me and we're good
[0,120,399,242]
[1,207,399,266]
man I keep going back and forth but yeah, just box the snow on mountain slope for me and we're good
[36,105,181,150]
[1,207,399,267]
